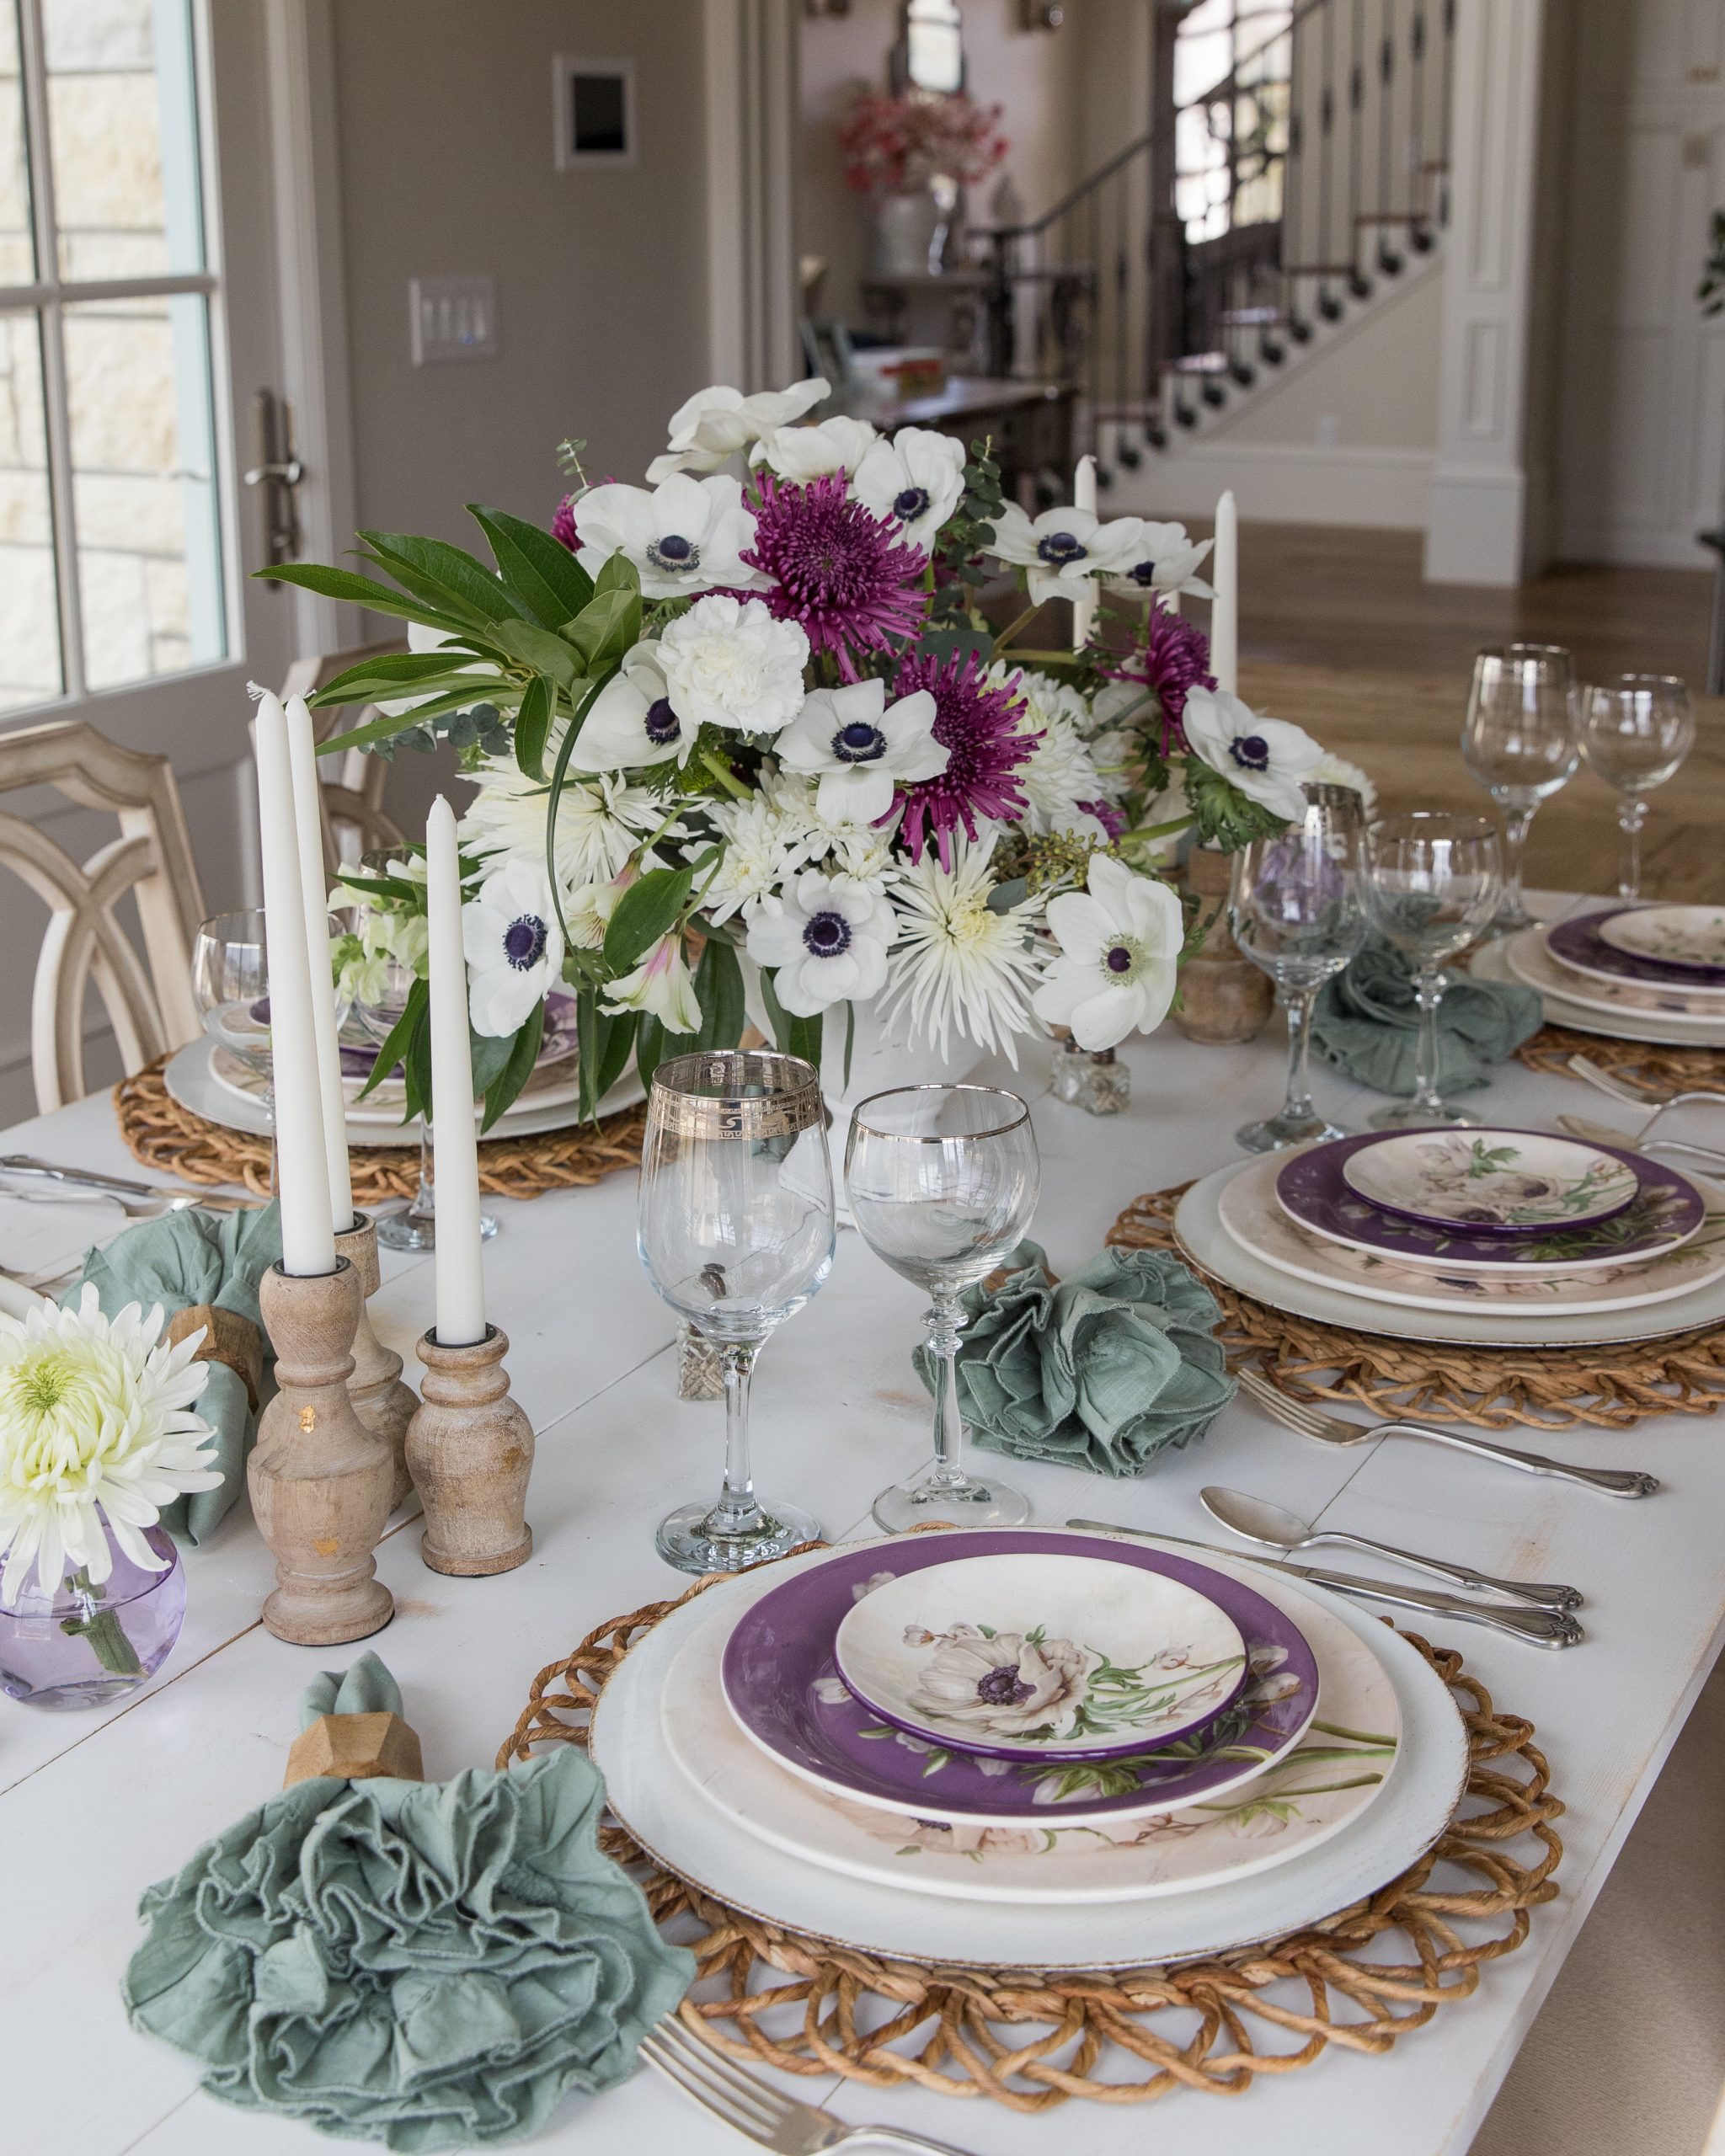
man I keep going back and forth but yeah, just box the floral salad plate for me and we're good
[719,1530,1318,1828]
[832,1550,1247,1762]
[1543,914,1725,999]
[1338,1129,1639,1234]
[1596,905,1725,977]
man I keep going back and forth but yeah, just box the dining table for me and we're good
[4,894,1723,2156]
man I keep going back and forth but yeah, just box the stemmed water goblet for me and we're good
[1360,811,1503,1129]
[845,1084,1039,1533]
[1578,674,1695,900]
[1230,785,1367,1151]
[1461,643,1579,936]
[191,909,272,1110]
[638,1050,835,1574]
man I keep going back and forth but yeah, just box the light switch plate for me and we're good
[410,276,499,366]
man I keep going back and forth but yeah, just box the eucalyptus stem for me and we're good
[59,1566,142,1678]
[989,604,1040,657]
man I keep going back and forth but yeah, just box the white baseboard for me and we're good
[1105,443,1431,530]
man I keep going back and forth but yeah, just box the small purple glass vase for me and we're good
[0,1512,185,1710]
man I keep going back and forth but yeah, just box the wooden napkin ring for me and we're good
[167,1304,264,1412]
[283,1710,425,1788]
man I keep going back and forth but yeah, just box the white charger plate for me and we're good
[590,1534,1466,1967]
[1482,931,1725,1045]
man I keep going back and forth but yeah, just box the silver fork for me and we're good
[641,2015,978,2156]
[1237,1370,1659,1497]
[1565,1055,1725,1119]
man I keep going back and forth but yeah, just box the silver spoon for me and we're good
[1199,1486,1583,1611]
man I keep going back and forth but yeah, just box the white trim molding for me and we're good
[1108,444,1434,531]
[703,0,798,392]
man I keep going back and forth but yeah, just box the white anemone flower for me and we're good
[879,833,1044,1062]
[746,868,895,1017]
[0,1286,220,1601]
[602,933,702,1033]
[775,678,948,826]
[647,377,831,481]
[987,504,1146,606]
[1033,854,1184,1051]
[460,754,663,895]
[658,593,809,736]
[569,472,763,600]
[1103,520,1215,601]
[1182,686,1326,823]
[462,857,567,1038]
[851,427,967,553]
[568,644,690,771]
[750,414,879,483]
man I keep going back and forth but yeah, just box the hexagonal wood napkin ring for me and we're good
[283,1710,425,1788]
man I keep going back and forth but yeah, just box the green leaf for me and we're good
[575,990,638,1118]
[488,616,585,690]
[758,966,824,1071]
[514,673,553,782]
[467,504,595,627]
[480,1001,544,1133]
[633,1012,668,1095]
[309,652,489,707]
[318,686,520,759]
[360,531,527,626]
[253,561,473,634]
[354,976,427,1102]
[564,584,640,672]
[603,863,697,975]
[468,1027,516,1100]
[692,935,746,1052]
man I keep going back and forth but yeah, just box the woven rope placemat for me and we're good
[1110,1185,1725,1431]
[1515,1022,1725,1096]
[115,1061,645,1204]
[498,1567,1562,2112]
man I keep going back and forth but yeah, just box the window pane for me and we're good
[64,291,223,691]
[0,3,32,283]
[43,0,203,280]
[0,312,62,708]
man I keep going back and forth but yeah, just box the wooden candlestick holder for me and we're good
[334,1212,418,1511]
[248,1258,396,1646]
[406,1326,534,1577]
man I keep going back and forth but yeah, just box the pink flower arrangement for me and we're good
[837,89,1009,198]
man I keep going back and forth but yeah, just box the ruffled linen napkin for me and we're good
[915,1241,1236,1477]
[122,1653,694,2151]
[1310,933,1543,1098]
[64,1201,280,1543]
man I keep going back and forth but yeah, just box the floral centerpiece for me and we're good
[264,376,1353,1126]
[836,87,1009,199]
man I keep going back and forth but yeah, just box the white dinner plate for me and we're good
[1179,1155,1725,1346]
[589,1534,1466,1968]
[207,1041,585,1127]
[1483,932,1725,1046]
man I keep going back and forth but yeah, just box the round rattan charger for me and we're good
[1108,1185,1725,1432]
[499,1564,1562,2112]
[1514,1022,1725,1097]
[115,1060,645,1205]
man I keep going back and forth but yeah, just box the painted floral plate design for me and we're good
[1339,1128,1638,1234]
[1507,928,1725,1028]
[719,1529,1319,1828]
[1473,933,1725,1049]
[1597,905,1725,977]
[668,1565,1396,1905]
[1543,915,1725,999]
[832,1551,1247,1763]
[1277,1130,1705,1274]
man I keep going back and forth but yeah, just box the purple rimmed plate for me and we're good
[1278,1130,1705,1274]
[340,988,579,1081]
[1546,913,1725,995]
[719,1529,1318,1828]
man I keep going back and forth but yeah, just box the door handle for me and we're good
[248,387,304,567]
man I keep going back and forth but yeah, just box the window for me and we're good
[0,0,224,712]
[1172,0,1293,245]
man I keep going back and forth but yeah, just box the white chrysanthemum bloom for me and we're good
[880,833,1045,1063]
[985,664,1113,837]
[746,868,895,1017]
[1033,854,1184,1051]
[602,932,702,1033]
[462,857,567,1038]
[775,677,948,825]
[0,1286,220,1600]
[1183,686,1326,822]
[569,472,763,600]
[763,771,900,885]
[750,414,878,483]
[460,755,663,895]
[851,426,968,553]
[658,594,809,736]
[1308,750,1378,814]
[564,869,633,950]
[569,644,691,772]
[702,796,801,926]
[1103,520,1215,601]
[987,504,1146,606]
[647,377,830,481]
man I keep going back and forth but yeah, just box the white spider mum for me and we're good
[988,665,1113,835]
[702,793,803,926]
[880,834,1044,1064]
[460,753,664,896]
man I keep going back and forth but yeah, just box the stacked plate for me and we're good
[1473,904,1725,1049]
[588,1527,1471,1971]
[1175,1126,1725,1349]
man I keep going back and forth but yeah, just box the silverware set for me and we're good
[1560,1058,1725,1166]
[0,1155,250,1218]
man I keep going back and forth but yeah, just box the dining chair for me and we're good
[280,640,409,873]
[0,718,206,1113]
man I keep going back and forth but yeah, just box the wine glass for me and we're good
[191,910,272,1097]
[1461,643,1579,935]
[1578,674,1695,900]
[1360,812,1503,1130]
[1231,785,1368,1151]
[638,1049,835,1574]
[845,1084,1039,1533]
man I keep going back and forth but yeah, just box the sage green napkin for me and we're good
[915,1241,1236,1477]
[122,1654,694,2151]
[1310,933,1543,1097]
[65,1201,280,1543]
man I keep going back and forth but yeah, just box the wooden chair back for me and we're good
[0,720,206,1112]
[280,641,409,874]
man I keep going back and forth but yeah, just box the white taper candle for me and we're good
[254,692,336,1277]
[425,796,487,1346]
[1071,453,1098,651]
[284,696,355,1234]
[1211,488,1239,695]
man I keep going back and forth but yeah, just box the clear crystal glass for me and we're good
[638,1050,835,1574]
[0,1513,184,1709]
[1578,674,1695,900]
[1230,787,1367,1151]
[1461,643,1579,935]
[845,1084,1039,1533]
[1050,1038,1130,1115]
[1360,811,1503,1129]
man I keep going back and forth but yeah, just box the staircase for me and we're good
[973,0,1455,491]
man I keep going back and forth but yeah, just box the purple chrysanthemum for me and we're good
[741,472,927,678]
[551,493,579,552]
[892,648,1039,868]
[1109,605,1215,754]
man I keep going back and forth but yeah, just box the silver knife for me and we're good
[0,1156,253,1214]
[1066,1519,1584,1648]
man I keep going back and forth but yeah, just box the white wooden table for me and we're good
[3,1008,1722,2156]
